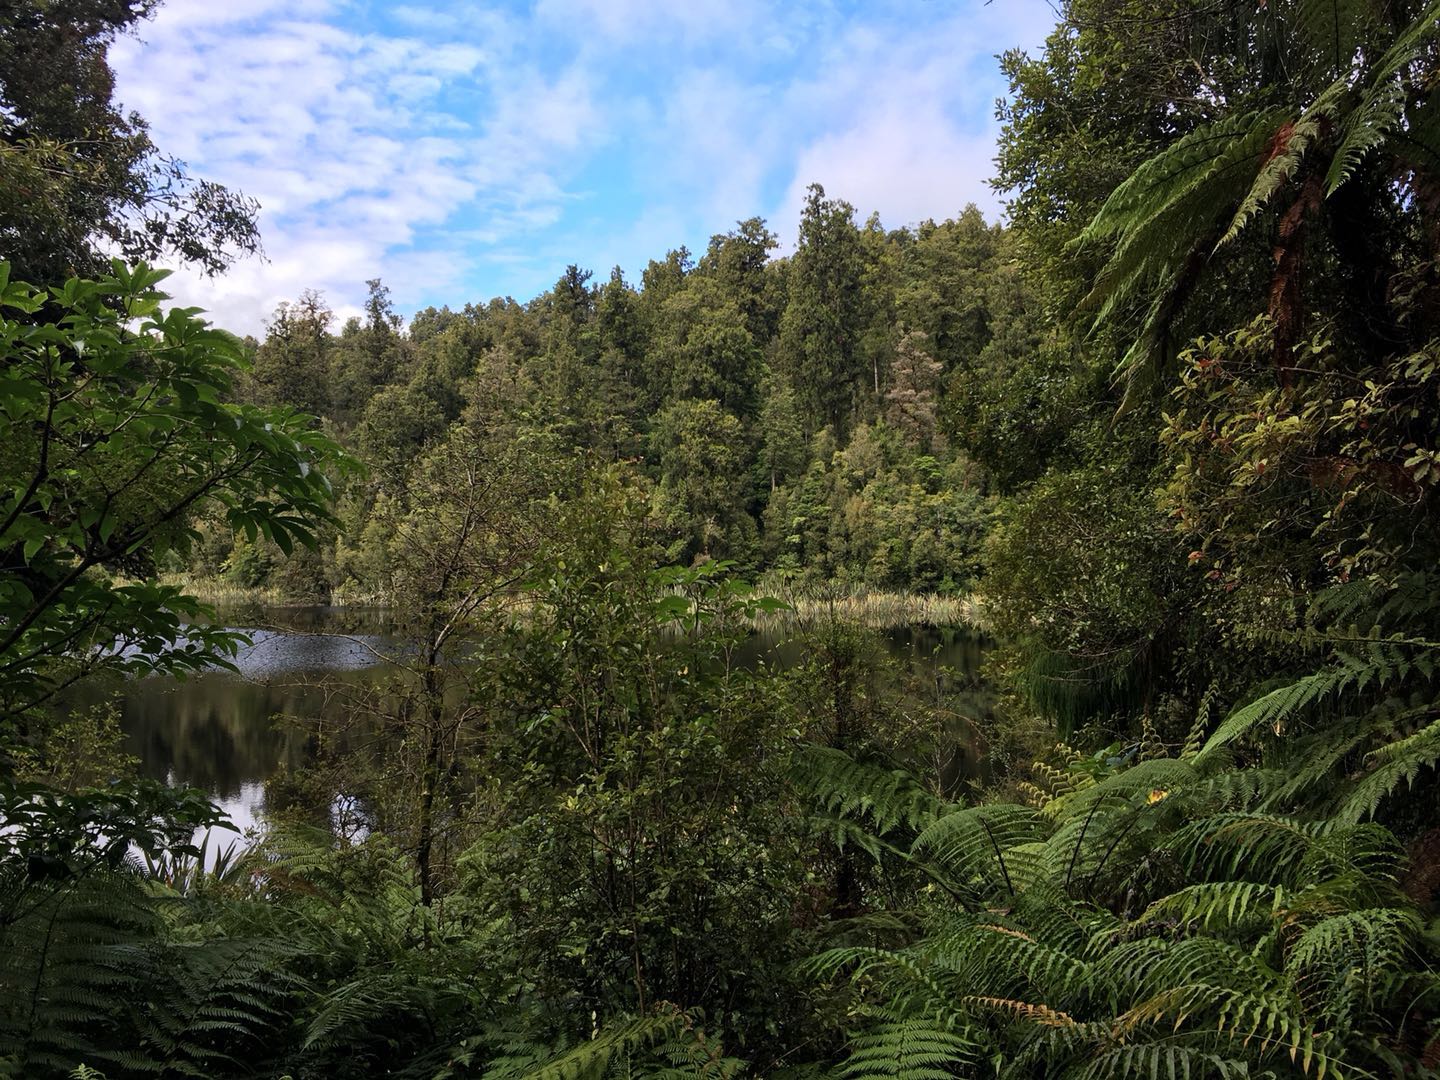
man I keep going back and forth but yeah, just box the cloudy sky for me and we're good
[110,0,1057,335]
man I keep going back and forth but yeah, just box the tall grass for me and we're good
[748,584,980,631]
[157,574,303,608]
[162,573,982,631]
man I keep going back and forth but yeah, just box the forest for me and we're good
[2,0,1440,1077]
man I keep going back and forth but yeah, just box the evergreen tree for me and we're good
[778,184,870,438]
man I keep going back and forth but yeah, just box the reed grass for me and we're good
[750,588,980,631]
[161,574,982,631]
[156,574,299,608]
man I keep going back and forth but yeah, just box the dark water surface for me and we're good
[96,607,990,837]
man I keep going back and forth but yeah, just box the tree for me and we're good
[328,278,409,427]
[650,398,751,562]
[361,424,548,905]
[652,277,761,417]
[697,216,779,342]
[250,290,332,417]
[1078,0,1440,391]
[0,262,349,733]
[461,475,808,1049]
[778,185,869,437]
[757,369,807,493]
[0,0,260,282]
[883,329,942,451]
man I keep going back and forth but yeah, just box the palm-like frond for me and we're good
[1079,0,1440,389]
[805,732,1436,1077]
[838,1014,978,1080]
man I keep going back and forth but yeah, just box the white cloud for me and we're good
[109,0,596,332]
[108,0,1057,333]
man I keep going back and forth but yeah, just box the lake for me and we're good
[93,607,992,841]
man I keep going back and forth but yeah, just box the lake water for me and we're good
[93,607,991,841]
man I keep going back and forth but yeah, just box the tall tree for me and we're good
[884,329,942,452]
[250,290,333,417]
[778,185,869,437]
[329,278,409,428]
[698,217,779,342]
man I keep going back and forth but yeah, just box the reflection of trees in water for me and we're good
[76,616,992,821]
[110,670,383,800]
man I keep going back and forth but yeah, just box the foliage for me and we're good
[0,0,259,282]
[0,261,350,729]
[6,2,1440,1077]
[804,741,1440,1078]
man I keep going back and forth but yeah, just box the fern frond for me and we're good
[1324,0,1440,191]
[911,804,1048,895]
[1080,108,1286,325]
[1139,881,1280,934]
[1196,652,1392,763]
[1075,1043,1252,1080]
[791,745,949,836]
[1333,714,1440,824]
[519,1010,692,1080]
[1217,79,1348,248]
[839,1015,978,1080]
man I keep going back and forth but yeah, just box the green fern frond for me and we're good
[1324,0,1440,190]
[1171,812,1328,882]
[791,745,949,837]
[519,1011,692,1080]
[839,1015,977,1080]
[1075,1043,1252,1080]
[1333,714,1440,823]
[1196,652,1394,763]
[911,804,1048,894]
[1217,79,1348,249]
[1058,759,1201,816]
[1139,881,1280,934]
[1079,108,1285,323]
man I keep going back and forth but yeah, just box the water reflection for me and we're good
[88,609,991,836]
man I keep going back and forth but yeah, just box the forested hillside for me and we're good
[193,193,1019,601]
[3,1,1440,1078]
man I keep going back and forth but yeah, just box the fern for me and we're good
[1196,651,1393,763]
[791,745,949,837]
[838,1013,977,1080]
[1077,0,1440,391]
[1333,714,1440,823]
[1216,79,1348,248]
[1075,1044,1251,1080]
[911,804,1048,896]
[516,1010,694,1080]
[1138,880,1280,934]
[1323,0,1440,190]
[805,734,1437,1078]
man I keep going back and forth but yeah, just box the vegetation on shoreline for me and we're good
[3,0,1440,1077]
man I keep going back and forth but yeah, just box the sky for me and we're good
[109,0,1057,335]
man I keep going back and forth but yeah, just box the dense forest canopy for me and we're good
[2,1,1440,1078]
[210,192,1010,601]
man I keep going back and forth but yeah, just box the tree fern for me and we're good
[1333,714,1440,824]
[910,804,1048,896]
[1078,0,1440,388]
[803,737,1437,1077]
[1323,0,1440,190]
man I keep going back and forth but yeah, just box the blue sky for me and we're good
[110,0,1057,334]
